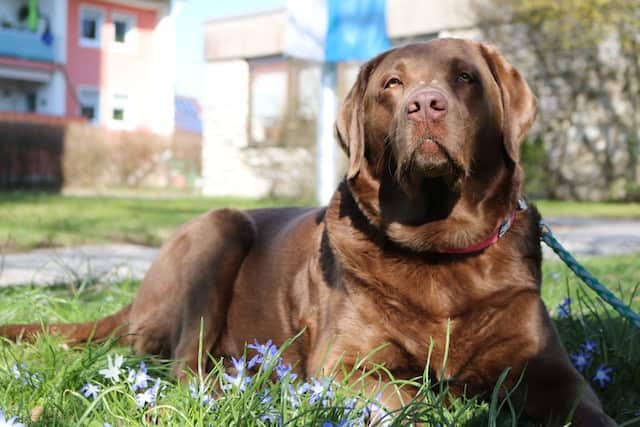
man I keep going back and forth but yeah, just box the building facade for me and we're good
[0,0,177,134]
[201,0,477,198]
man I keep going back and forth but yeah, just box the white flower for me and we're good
[10,365,21,379]
[135,378,162,409]
[135,388,155,408]
[0,410,25,427]
[189,381,215,408]
[126,369,136,384]
[99,354,124,382]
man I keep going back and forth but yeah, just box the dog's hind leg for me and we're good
[126,208,255,380]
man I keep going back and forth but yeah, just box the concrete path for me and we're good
[543,218,640,257]
[0,218,638,286]
[0,244,158,287]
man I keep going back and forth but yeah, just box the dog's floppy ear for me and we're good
[335,52,388,180]
[480,44,537,165]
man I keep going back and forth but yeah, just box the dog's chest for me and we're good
[339,252,541,386]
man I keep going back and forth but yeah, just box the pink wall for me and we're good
[66,0,158,130]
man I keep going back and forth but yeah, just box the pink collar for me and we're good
[439,199,527,255]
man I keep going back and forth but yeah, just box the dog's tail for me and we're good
[0,304,132,344]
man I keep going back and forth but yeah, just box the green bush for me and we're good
[521,136,552,198]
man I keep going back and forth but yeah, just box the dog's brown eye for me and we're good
[457,72,474,84]
[384,77,402,89]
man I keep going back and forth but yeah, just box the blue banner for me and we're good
[324,0,390,62]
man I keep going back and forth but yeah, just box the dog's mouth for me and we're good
[421,136,449,165]
[391,129,465,195]
[388,111,466,195]
[412,133,461,176]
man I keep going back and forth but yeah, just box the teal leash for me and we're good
[539,220,640,328]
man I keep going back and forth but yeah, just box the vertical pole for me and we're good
[316,61,337,205]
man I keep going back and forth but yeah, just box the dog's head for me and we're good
[334,39,536,248]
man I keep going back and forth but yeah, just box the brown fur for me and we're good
[1,39,614,426]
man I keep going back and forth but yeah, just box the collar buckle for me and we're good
[517,198,528,211]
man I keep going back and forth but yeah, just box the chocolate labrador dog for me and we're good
[2,39,615,426]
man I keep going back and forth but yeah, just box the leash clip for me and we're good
[539,219,551,235]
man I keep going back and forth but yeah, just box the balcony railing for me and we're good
[0,27,56,63]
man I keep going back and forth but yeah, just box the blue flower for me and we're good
[593,364,612,388]
[259,412,282,425]
[260,391,273,406]
[570,351,592,372]
[80,382,100,400]
[247,339,279,368]
[364,393,391,426]
[339,398,362,424]
[299,378,335,407]
[344,398,357,410]
[10,363,41,387]
[135,378,162,408]
[0,410,25,427]
[275,361,297,381]
[189,381,215,408]
[580,339,597,354]
[557,297,571,318]
[284,383,301,407]
[129,362,151,391]
[223,356,251,392]
[248,339,274,355]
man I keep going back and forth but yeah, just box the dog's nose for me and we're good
[407,89,448,122]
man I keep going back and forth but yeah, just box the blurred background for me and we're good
[1,0,638,201]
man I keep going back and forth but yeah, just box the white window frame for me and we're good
[111,11,138,52]
[79,5,105,49]
[77,86,100,125]
[110,92,132,129]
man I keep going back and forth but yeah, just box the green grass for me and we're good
[535,200,640,219]
[1,193,639,253]
[0,193,304,252]
[1,255,639,426]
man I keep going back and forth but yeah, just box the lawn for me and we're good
[1,193,640,253]
[0,255,638,426]
[1,192,639,424]
[0,193,301,252]
[535,200,640,219]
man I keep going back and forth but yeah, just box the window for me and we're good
[111,93,130,127]
[114,20,127,42]
[111,12,137,49]
[26,92,37,113]
[81,105,95,120]
[79,6,104,48]
[112,107,124,120]
[250,70,287,145]
[78,87,100,124]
